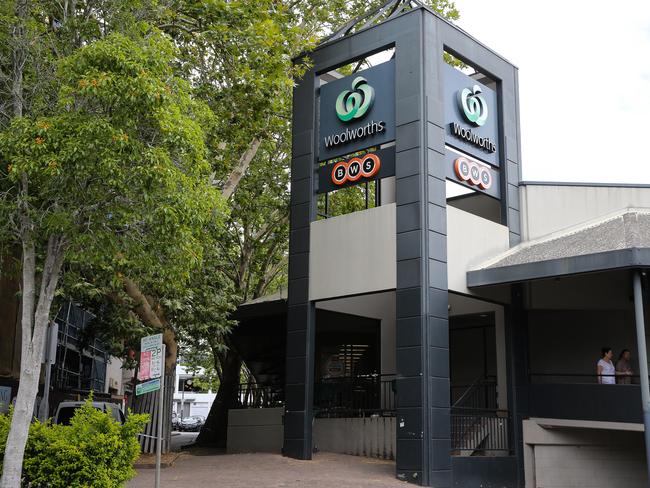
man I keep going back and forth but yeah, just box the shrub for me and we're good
[0,400,149,487]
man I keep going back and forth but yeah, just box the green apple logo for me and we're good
[335,76,375,122]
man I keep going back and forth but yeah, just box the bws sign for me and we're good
[444,64,499,167]
[445,149,500,199]
[318,60,395,161]
[317,146,395,194]
[331,153,381,185]
[453,156,492,190]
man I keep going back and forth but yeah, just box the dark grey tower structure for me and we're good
[285,4,522,486]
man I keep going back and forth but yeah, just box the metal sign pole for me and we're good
[155,343,165,488]
[39,322,58,422]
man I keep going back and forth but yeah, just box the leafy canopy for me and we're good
[0,29,223,299]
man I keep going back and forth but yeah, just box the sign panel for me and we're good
[445,147,500,199]
[317,146,395,194]
[318,60,395,161]
[135,378,161,396]
[444,64,499,167]
[140,333,163,380]
[138,350,152,381]
[0,386,11,414]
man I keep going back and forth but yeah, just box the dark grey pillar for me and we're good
[505,284,529,487]
[394,11,451,486]
[284,63,317,460]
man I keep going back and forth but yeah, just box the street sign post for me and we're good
[137,334,165,488]
[39,322,59,422]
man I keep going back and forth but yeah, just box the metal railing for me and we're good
[235,383,284,409]
[451,409,511,454]
[529,373,645,385]
[314,374,396,418]
[450,376,510,454]
[451,376,497,410]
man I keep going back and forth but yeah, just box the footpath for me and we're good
[128,450,405,488]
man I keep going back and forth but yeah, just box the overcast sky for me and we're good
[451,0,650,183]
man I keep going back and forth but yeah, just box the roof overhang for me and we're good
[468,248,650,287]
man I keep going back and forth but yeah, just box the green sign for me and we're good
[335,76,375,122]
[136,378,161,396]
[458,84,489,127]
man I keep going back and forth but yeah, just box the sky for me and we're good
[451,0,650,183]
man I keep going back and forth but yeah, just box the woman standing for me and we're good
[616,349,633,384]
[597,347,616,385]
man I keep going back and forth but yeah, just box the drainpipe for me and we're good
[632,270,650,484]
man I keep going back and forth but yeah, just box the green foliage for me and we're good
[0,402,149,487]
[0,27,225,356]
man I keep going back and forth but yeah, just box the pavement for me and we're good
[127,450,406,487]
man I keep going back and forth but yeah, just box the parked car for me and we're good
[54,401,125,425]
[179,415,204,432]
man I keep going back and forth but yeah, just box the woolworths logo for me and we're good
[458,85,489,127]
[335,76,375,122]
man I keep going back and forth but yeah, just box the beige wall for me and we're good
[523,419,647,488]
[309,204,396,301]
[447,206,510,295]
[105,358,125,395]
[313,416,395,460]
[520,184,650,240]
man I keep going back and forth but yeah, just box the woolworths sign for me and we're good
[444,64,499,167]
[318,60,395,161]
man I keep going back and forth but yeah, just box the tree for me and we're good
[0,30,221,487]
[181,0,460,448]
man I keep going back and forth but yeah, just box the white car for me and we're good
[53,401,125,425]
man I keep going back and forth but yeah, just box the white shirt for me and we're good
[598,359,616,385]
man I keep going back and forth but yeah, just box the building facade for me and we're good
[225,4,650,488]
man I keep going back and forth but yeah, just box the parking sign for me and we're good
[140,334,163,380]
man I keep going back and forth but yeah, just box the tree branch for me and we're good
[220,138,261,200]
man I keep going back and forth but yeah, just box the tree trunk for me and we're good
[122,277,177,453]
[0,234,65,488]
[195,348,241,448]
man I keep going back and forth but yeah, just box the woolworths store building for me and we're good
[225,4,650,487]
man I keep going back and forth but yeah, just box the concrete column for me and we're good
[632,270,650,485]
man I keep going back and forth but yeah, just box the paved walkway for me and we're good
[128,451,406,487]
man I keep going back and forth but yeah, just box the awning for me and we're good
[467,208,650,287]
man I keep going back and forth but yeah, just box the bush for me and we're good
[0,400,149,488]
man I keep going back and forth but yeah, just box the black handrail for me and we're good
[529,372,646,385]
[314,374,396,418]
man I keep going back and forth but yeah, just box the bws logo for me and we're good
[331,153,381,185]
[454,156,492,190]
[336,76,375,122]
[458,85,489,127]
